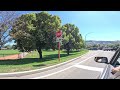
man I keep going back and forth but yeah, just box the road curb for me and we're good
[0,51,89,77]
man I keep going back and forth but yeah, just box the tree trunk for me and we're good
[37,47,42,59]
[67,49,69,55]
[66,42,70,55]
[52,46,55,51]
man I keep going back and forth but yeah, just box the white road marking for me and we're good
[74,64,104,72]
[31,66,73,79]
[31,53,98,79]
[75,53,99,65]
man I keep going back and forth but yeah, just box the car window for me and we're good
[114,56,120,67]
[117,57,120,63]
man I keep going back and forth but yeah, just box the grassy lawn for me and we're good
[0,50,20,57]
[0,49,88,73]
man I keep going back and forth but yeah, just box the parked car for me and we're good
[94,47,120,79]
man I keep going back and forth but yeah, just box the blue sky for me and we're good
[7,11,120,45]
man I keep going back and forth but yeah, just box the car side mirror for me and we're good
[94,57,108,64]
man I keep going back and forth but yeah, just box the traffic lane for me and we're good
[0,67,101,79]
[80,51,115,68]
[0,50,98,79]
[42,67,101,79]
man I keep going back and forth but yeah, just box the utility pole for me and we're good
[85,32,93,49]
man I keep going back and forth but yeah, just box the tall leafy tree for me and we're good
[34,12,61,59]
[61,23,84,55]
[10,13,36,52]
[11,12,61,59]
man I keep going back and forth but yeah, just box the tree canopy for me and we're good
[61,23,84,55]
[10,12,61,59]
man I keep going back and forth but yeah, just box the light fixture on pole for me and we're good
[85,32,93,49]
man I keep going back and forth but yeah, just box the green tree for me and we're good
[11,12,61,59]
[10,13,36,52]
[114,43,120,49]
[61,23,84,55]
[34,12,61,59]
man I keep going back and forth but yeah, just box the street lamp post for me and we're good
[85,32,93,49]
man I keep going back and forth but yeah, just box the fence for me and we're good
[18,52,28,59]
[0,52,28,60]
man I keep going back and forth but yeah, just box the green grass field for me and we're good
[0,50,20,57]
[0,49,88,73]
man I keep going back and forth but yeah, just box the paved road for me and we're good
[0,50,115,79]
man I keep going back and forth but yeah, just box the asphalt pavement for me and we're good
[0,50,115,79]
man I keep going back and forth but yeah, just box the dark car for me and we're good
[103,48,117,51]
[94,47,120,79]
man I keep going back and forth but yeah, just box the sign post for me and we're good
[58,42,60,61]
[56,30,62,62]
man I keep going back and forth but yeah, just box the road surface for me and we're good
[0,50,115,79]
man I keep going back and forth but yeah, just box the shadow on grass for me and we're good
[0,53,75,65]
[33,64,46,67]
[62,50,79,53]
[43,53,74,60]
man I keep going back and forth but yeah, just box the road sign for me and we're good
[56,37,63,42]
[58,42,60,61]
[56,30,62,38]
[56,38,60,42]
[56,30,63,62]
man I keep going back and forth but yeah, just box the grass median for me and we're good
[0,49,88,73]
